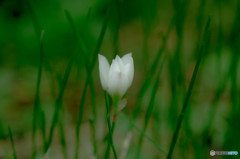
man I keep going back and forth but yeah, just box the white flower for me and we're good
[98,53,134,98]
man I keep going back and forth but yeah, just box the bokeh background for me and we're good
[0,0,240,158]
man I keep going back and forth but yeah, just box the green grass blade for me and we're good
[203,1,224,134]
[132,16,175,121]
[45,57,73,152]
[89,118,97,158]
[135,57,166,159]
[168,56,179,129]
[8,127,17,159]
[172,0,190,90]
[166,17,211,159]
[75,80,88,159]
[67,2,110,158]
[25,3,56,152]
[120,113,167,155]
[26,0,55,96]
[172,0,190,39]
[112,0,121,58]
[88,78,98,157]
[59,110,68,159]
[64,10,90,70]
[223,0,240,149]
[25,0,41,36]
[64,10,99,159]
[40,110,47,150]
[90,6,109,71]
[32,29,44,157]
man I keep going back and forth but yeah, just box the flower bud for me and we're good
[98,53,134,98]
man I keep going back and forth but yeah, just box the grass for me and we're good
[166,17,211,159]
[32,30,45,158]
[8,127,17,159]
[63,10,91,159]
[135,56,166,159]
[75,80,88,159]
[223,0,240,150]
[64,2,110,158]
[132,15,175,121]
[45,55,73,152]
[1,0,239,159]
[104,91,118,159]
[120,113,167,154]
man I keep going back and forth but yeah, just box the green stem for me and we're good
[104,91,118,159]
[105,120,117,159]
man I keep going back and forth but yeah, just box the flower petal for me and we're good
[115,55,124,70]
[98,54,110,90]
[107,70,129,97]
[121,53,134,87]
[117,71,130,97]
[109,59,120,76]
[123,63,131,79]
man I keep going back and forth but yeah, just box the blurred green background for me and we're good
[0,0,239,158]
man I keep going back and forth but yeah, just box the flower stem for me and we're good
[104,91,118,159]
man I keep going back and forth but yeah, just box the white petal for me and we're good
[109,59,120,76]
[107,70,129,97]
[115,55,124,70]
[98,54,110,90]
[107,71,119,96]
[117,71,129,97]
[123,63,131,79]
[121,53,134,87]
[121,53,132,65]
